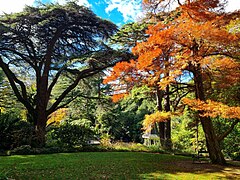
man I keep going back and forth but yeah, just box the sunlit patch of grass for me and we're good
[110,142,150,151]
[140,172,226,179]
[100,141,166,153]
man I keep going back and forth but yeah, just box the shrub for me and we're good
[0,112,34,150]
[232,152,240,161]
[0,172,8,180]
[11,145,33,155]
[47,123,95,148]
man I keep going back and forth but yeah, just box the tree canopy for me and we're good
[0,2,129,146]
[105,0,240,164]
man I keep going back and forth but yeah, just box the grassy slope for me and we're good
[0,152,239,179]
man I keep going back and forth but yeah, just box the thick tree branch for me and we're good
[41,26,66,78]
[217,119,239,142]
[53,95,79,112]
[47,66,66,97]
[0,47,35,68]
[0,57,34,113]
[203,52,240,60]
[173,90,191,111]
[47,67,105,115]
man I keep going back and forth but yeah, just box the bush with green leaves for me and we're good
[11,145,33,155]
[47,123,95,148]
[0,111,33,150]
[171,111,205,153]
[218,120,240,160]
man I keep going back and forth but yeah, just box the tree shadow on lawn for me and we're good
[140,159,240,179]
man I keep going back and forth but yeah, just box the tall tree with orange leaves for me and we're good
[105,0,240,164]
[142,0,240,165]
[105,21,185,149]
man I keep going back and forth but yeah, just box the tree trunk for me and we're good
[156,85,172,150]
[156,87,165,147]
[31,100,48,147]
[193,65,226,165]
[34,72,49,147]
[164,84,172,150]
[200,116,225,164]
[35,115,47,147]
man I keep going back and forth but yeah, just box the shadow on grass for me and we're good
[139,158,240,179]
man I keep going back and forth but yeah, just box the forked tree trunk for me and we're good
[193,65,226,165]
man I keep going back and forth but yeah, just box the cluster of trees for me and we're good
[105,0,240,164]
[0,1,239,165]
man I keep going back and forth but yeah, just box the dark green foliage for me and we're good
[11,145,33,155]
[0,2,126,146]
[214,118,240,160]
[59,78,155,143]
[48,123,95,148]
[97,86,155,142]
[0,113,18,149]
[0,3,117,61]
[10,145,65,155]
[0,112,33,150]
[172,111,205,153]
[0,73,23,111]
[111,22,149,50]
[0,172,8,180]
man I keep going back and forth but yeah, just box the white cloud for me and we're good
[104,0,142,22]
[225,0,240,12]
[105,0,240,22]
[0,0,35,14]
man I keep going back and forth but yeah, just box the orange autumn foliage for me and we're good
[111,93,127,103]
[103,60,136,84]
[139,0,239,165]
[207,57,240,88]
[142,111,172,132]
[183,98,240,119]
[105,0,240,106]
[48,108,67,126]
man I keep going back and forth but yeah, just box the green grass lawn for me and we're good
[0,152,239,179]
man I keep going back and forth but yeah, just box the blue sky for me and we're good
[0,0,239,27]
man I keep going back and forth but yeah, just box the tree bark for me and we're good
[193,64,226,165]
[34,88,49,147]
[35,114,47,147]
[164,84,172,150]
[33,59,50,147]
[156,87,165,147]
[156,84,172,150]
